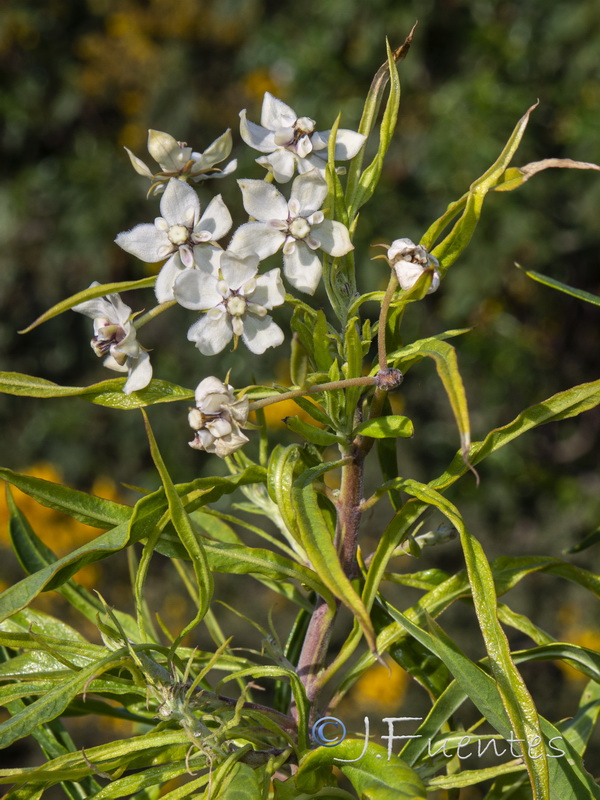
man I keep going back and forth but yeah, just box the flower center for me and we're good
[168,224,190,245]
[226,295,247,316]
[91,322,125,357]
[289,217,311,239]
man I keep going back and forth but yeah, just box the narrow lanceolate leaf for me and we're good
[493,157,600,192]
[1,467,131,529]
[293,463,377,653]
[296,741,425,800]
[386,483,549,800]
[353,415,413,439]
[0,648,130,749]
[403,339,472,458]
[516,263,600,307]
[18,276,156,333]
[0,372,193,408]
[142,411,213,638]
[284,416,341,447]
[0,489,166,624]
[348,39,401,220]
[345,29,415,213]
[422,102,538,272]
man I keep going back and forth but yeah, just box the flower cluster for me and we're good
[386,238,440,294]
[188,377,249,457]
[73,284,152,394]
[73,93,442,456]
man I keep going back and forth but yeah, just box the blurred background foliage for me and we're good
[1,0,599,765]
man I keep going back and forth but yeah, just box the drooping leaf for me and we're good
[0,372,193,408]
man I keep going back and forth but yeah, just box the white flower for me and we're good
[73,283,152,394]
[387,238,441,294]
[229,170,353,295]
[240,92,366,183]
[174,251,286,355]
[125,129,237,196]
[188,376,249,457]
[115,178,232,303]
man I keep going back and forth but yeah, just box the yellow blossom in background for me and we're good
[349,657,409,712]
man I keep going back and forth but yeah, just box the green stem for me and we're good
[133,300,177,329]
[377,271,398,371]
[248,376,376,411]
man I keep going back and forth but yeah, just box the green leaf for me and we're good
[516,263,600,307]
[19,276,156,333]
[353,415,413,439]
[1,467,131,528]
[293,463,377,652]
[0,372,193,408]
[6,491,140,638]
[296,741,426,799]
[0,648,131,749]
[347,40,402,220]
[0,489,166,623]
[313,310,335,372]
[219,762,267,800]
[284,416,341,447]
[142,411,213,640]
[567,523,600,554]
[422,102,538,272]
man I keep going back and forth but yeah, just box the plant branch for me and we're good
[248,376,377,411]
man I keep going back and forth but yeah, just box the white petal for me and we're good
[237,179,288,222]
[174,270,222,310]
[241,314,284,354]
[260,92,297,130]
[123,350,153,394]
[192,129,232,169]
[290,170,327,215]
[72,285,114,320]
[256,149,296,183]
[187,313,233,355]
[195,376,232,406]
[148,130,190,171]
[283,242,322,295]
[394,260,425,291]
[310,219,353,257]
[103,354,128,373]
[296,152,327,176]
[250,268,286,309]
[220,252,259,290]
[115,224,170,262]
[315,129,366,160]
[193,243,222,275]
[239,110,277,153]
[159,178,200,226]
[229,222,285,260]
[155,254,184,302]
[295,134,313,158]
[124,148,153,178]
[196,194,232,241]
